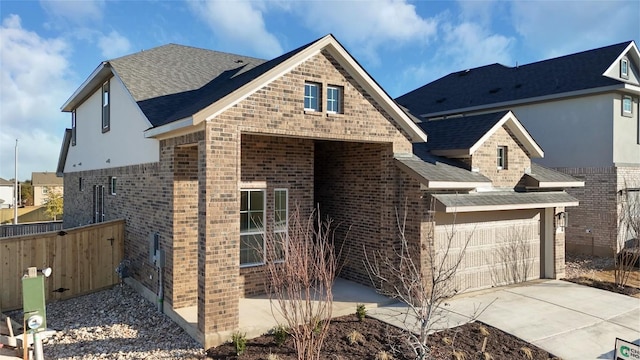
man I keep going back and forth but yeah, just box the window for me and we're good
[326,86,342,113]
[497,146,507,170]
[109,176,117,195]
[42,187,49,195]
[621,59,629,79]
[304,82,320,111]
[102,80,110,132]
[274,189,288,262]
[93,185,105,223]
[622,96,633,116]
[240,190,265,266]
[71,110,77,146]
[79,177,84,192]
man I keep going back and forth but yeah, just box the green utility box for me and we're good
[22,275,47,331]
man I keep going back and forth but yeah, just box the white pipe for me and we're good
[14,139,18,224]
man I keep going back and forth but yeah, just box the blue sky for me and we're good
[0,0,638,181]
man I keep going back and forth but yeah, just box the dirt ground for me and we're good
[564,254,640,298]
[206,314,557,360]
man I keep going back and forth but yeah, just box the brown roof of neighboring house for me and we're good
[32,172,63,186]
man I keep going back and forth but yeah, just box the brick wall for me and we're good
[470,125,531,188]
[238,134,314,297]
[556,167,618,256]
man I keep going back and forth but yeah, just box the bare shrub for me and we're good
[264,206,342,360]
[365,199,487,360]
[375,350,394,360]
[346,330,366,345]
[490,225,535,286]
[614,183,640,288]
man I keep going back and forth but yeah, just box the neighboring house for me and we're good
[57,35,578,347]
[397,41,640,257]
[32,172,63,206]
[0,178,14,208]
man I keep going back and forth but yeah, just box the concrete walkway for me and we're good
[369,279,640,360]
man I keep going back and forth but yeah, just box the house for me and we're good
[397,41,640,257]
[57,35,578,348]
[0,178,14,209]
[31,172,63,206]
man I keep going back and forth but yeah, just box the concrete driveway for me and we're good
[370,280,640,360]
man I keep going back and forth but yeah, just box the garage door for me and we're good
[434,211,541,293]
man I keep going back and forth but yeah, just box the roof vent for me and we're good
[458,69,471,76]
[436,98,446,104]
[489,87,501,94]
[514,83,522,89]
[235,59,244,64]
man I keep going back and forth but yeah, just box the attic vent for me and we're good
[235,59,244,63]
[489,87,501,94]
[458,69,471,76]
[514,83,522,89]
[435,97,446,104]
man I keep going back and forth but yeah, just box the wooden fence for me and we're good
[0,219,125,311]
[0,221,63,238]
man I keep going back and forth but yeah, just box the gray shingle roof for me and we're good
[433,191,578,212]
[0,178,13,186]
[523,163,584,188]
[32,172,62,186]
[109,39,323,127]
[416,111,509,152]
[397,41,632,116]
[395,153,491,187]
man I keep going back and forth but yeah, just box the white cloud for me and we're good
[98,30,132,59]
[187,0,283,58]
[0,14,73,181]
[40,0,106,26]
[439,22,514,69]
[510,1,640,59]
[294,0,438,63]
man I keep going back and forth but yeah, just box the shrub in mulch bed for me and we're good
[206,315,557,359]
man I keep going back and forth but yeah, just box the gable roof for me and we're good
[62,35,427,143]
[416,111,543,158]
[0,178,13,186]
[32,172,62,186]
[397,41,636,117]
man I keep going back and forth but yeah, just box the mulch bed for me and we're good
[206,314,557,359]
[564,276,640,296]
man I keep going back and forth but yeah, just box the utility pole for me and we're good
[14,139,18,224]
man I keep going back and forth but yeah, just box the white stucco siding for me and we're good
[0,186,14,208]
[613,94,640,165]
[64,76,159,173]
[509,94,614,168]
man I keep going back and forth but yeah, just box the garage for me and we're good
[434,210,542,293]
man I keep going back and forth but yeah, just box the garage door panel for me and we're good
[434,216,541,293]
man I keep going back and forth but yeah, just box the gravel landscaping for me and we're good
[7,285,206,360]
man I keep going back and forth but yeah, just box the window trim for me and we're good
[109,176,117,195]
[621,59,629,79]
[240,189,266,268]
[326,85,342,114]
[102,80,110,133]
[71,110,77,146]
[273,188,288,263]
[622,95,633,117]
[304,82,321,112]
[497,146,507,170]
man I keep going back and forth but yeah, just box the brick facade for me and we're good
[470,125,532,188]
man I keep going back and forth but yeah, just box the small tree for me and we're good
[614,184,640,288]
[44,186,63,220]
[264,206,342,360]
[21,180,33,206]
[365,199,483,360]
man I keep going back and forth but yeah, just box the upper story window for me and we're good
[71,110,77,146]
[622,95,633,117]
[497,146,508,170]
[109,176,117,195]
[326,85,343,113]
[240,189,265,267]
[304,82,320,111]
[621,59,629,79]
[102,80,110,133]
